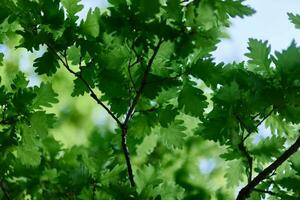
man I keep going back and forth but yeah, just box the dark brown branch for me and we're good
[236,136,300,200]
[121,38,163,187]
[0,179,11,200]
[47,44,123,127]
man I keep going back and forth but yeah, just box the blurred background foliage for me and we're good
[1,0,300,199]
[0,2,236,199]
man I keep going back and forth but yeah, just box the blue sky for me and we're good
[81,0,300,63]
[213,0,300,63]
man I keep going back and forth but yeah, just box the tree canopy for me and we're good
[0,0,300,199]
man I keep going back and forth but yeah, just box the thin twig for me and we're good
[236,136,300,200]
[128,58,137,93]
[243,109,274,141]
[123,38,163,126]
[46,44,123,127]
[121,38,164,187]
[255,109,274,128]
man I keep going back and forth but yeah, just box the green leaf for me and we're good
[273,41,300,74]
[216,0,255,18]
[137,0,160,19]
[152,182,185,200]
[33,82,59,108]
[67,46,81,65]
[159,120,186,149]
[80,8,100,38]
[288,13,300,29]
[290,152,300,176]
[12,89,36,112]
[40,0,65,29]
[249,136,286,163]
[279,105,300,124]
[178,82,208,118]
[215,81,240,103]
[17,144,41,167]
[135,165,161,194]
[129,113,157,139]
[11,72,29,90]
[245,38,271,71]
[189,58,223,88]
[277,177,300,193]
[71,78,89,96]
[0,3,11,24]
[61,0,83,20]
[164,0,182,21]
[17,125,42,166]
[30,111,56,138]
[33,51,60,76]
[101,164,126,186]
[136,133,158,160]
[225,159,245,187]
[158,105,178,127]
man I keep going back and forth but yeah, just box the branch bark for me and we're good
[236,136,300,200]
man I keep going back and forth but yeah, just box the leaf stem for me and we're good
[236,136,300,200]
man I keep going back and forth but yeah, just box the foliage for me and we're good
[0,0,300,200]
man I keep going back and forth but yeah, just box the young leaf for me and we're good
[80,8,100,38]
[178,82,208,118]
[245,39,271,70]
[159,120,186,149]
[216,0,255,18]
[33,51,60,76]
[33,82,59,108]
[225,159,245,187]
[249,136,286,163]
[61,0,84,20]
[288,13,300,29]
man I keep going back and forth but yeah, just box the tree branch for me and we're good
[123,38,163,126]
[46,44,123,127]
[121,38,164,187]
[236,136,300,200]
